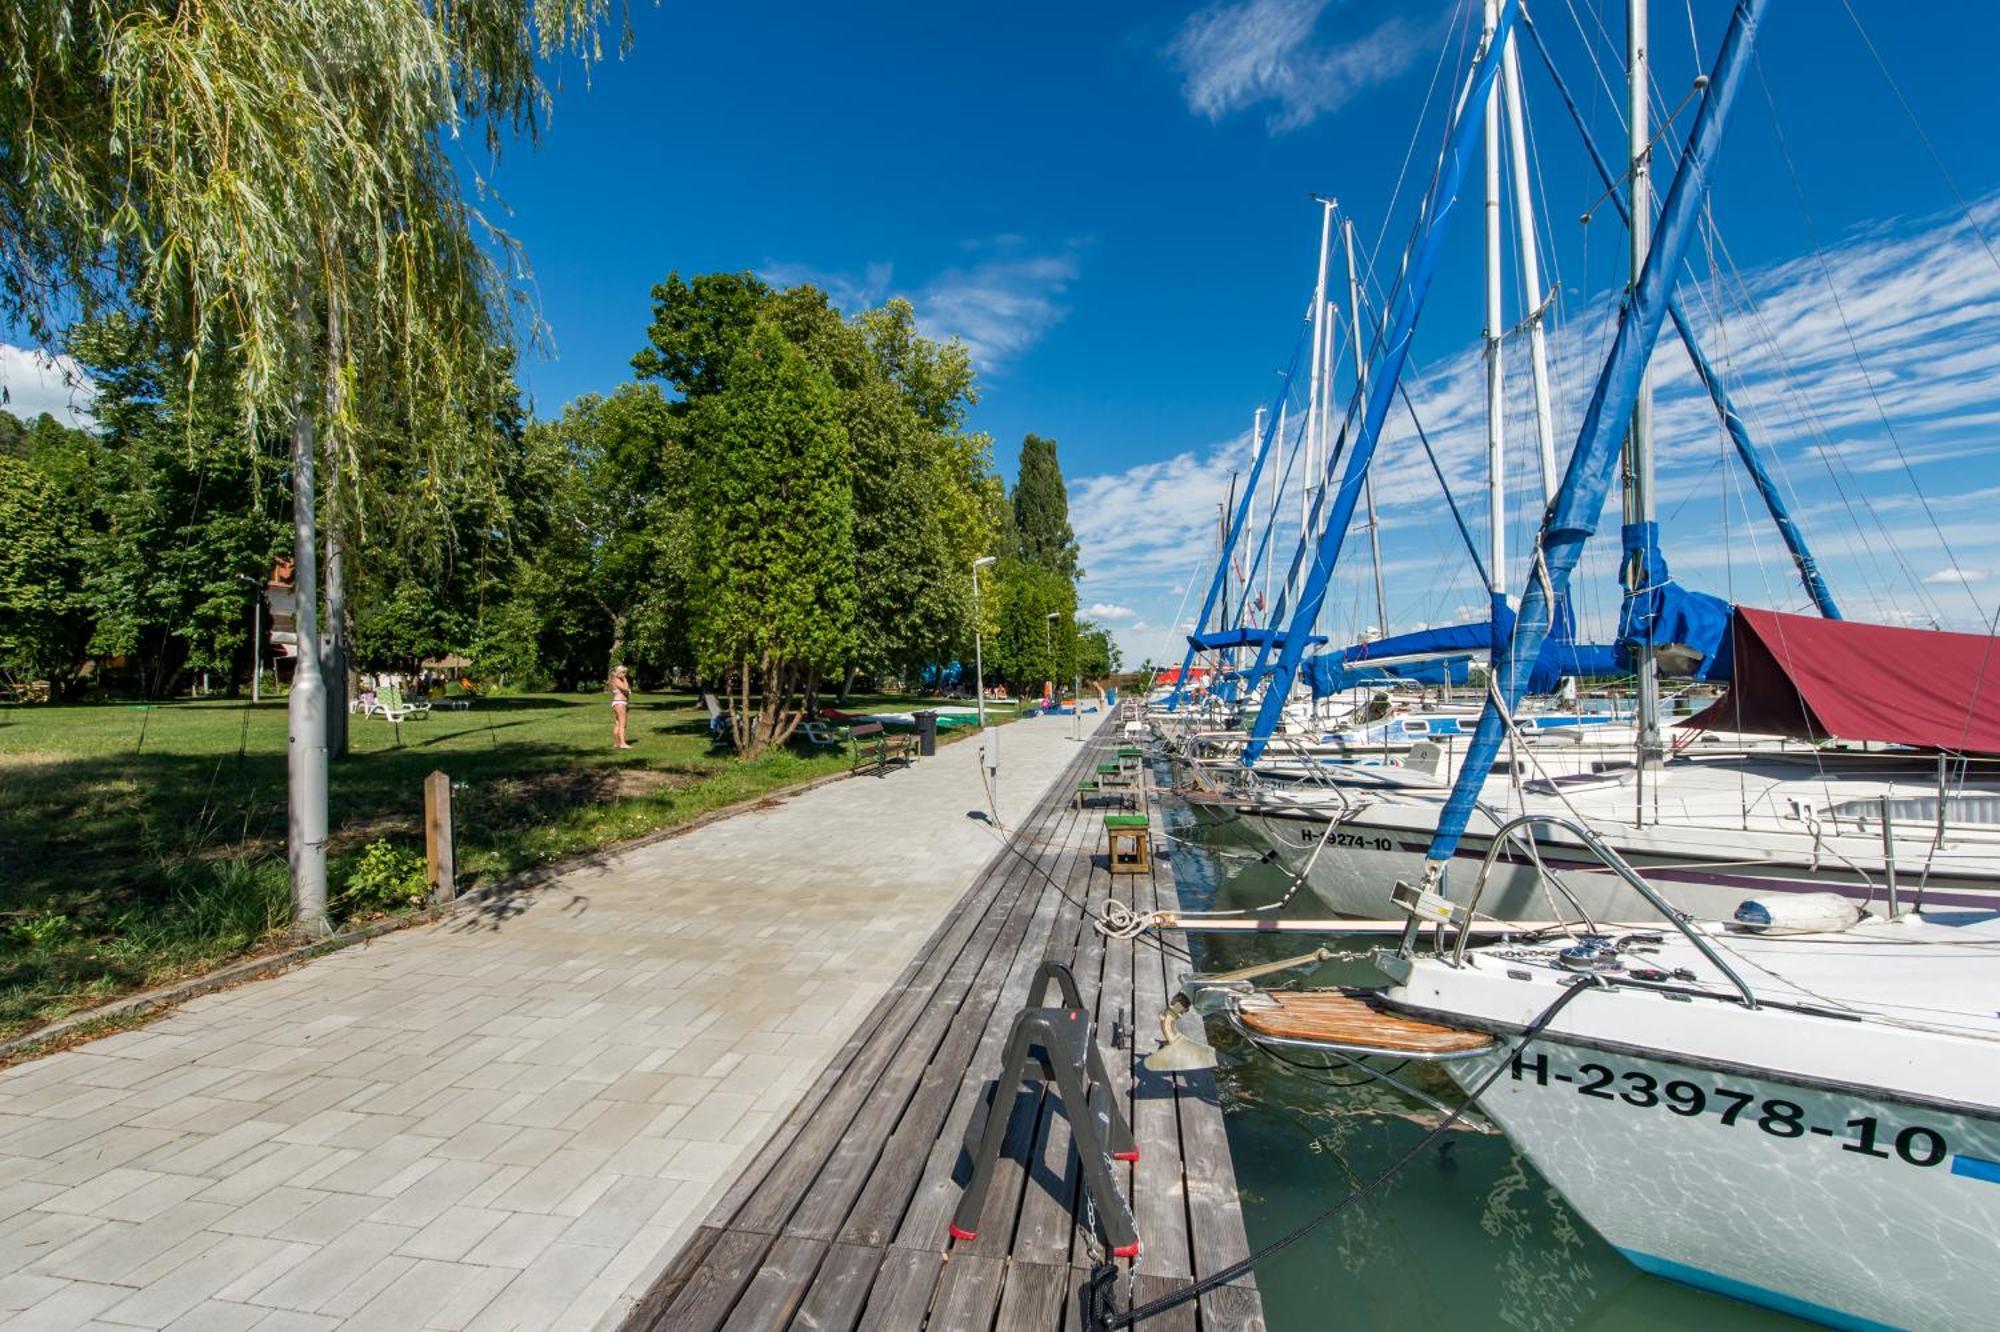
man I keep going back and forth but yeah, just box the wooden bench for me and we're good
[849,720,918,777]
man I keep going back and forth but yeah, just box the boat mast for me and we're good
[1269,402,1284,619]
[1302,199,1334,605]
[1483,0,1509,635]
[1248,406,1264,624]
[1626,0,1663,769]
[1347,220,1388,637]
[1501,26,1559,503]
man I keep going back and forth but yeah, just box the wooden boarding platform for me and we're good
[1233,990,1495,1055]
[623,716,1264,1331]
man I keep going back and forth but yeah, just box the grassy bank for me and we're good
[0,690,971,1040]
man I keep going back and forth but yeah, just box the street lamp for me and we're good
[238,573,265,703]
[1045,611,1059,705]
[971,556,997,730]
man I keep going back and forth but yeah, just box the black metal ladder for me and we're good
[950,961,1140,1259]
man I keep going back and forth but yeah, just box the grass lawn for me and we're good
[0,690,989,1041]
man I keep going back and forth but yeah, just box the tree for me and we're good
[65,318,284,698]
[0,454,91,693]
[1012,433,1081,579]
[0,0,621,931]
[1076,621,1120,679]
[686,321,857,757]
[985,558,1078,693]
[482,383,684,687]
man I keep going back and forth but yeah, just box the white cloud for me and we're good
[1925,567,1987,585]
[0,344,94,427]
[1164,0,1441,133]
[1085,602,1138,621]
[760,238,1082,372]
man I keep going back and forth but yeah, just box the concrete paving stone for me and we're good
[554,1176,681,1249]
[310,1134,437,1196]
[47,1219,220,1287]
[160,1299,270,1331]
[395,1205,511,1263]
[33,1165,168,1217]
[339,1257,497,1332]
[244,1222,415,1314]
[366,1159,496,1228]
[213,1239,317,1302]
[0,1179,64,1224]
[0,1270,66,1316]
[465,1212,570,1269]
[657,1140,737,1185]
[457,1166,528,1211]
[6,1279,127,1330]
[462,1242,615,1332]
[664,1092,757,1144]
[431,1121,523,1164]
[324,1113,421,1153]
[211,1186,329,1238]
[146,1118,288,1178]
[91,1168,209,1223]
[489,1148,611,1214]
[480,1126,571,1169]
[128,1094,268,1136]
[99,1234,291,1328]
[267,1191,384,1245]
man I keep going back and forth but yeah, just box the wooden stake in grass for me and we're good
[425,770,456,904]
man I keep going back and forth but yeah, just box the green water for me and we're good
[1162,806,1808,1332]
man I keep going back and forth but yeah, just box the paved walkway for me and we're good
[0,715,1087,1331]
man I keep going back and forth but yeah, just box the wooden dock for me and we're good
[623,715,1264,1331]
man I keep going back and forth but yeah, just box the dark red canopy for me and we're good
[1682,606,2000,754]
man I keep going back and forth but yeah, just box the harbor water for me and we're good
[1163,802,1807,1331]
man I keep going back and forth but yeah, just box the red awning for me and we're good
[1681,606,2000,754]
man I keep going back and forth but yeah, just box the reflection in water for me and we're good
[1162,800,1806,1331]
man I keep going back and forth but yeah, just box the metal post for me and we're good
[1346,227,1388,638]
[1483,0,1509,629]
[1879,794,1899,918]
[1501,26,1560,503]
[1626,0,1663,788]
[286,385,330,937]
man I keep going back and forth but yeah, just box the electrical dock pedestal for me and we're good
[622,714,1263,1331]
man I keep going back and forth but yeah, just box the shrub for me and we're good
[339,839,431,917]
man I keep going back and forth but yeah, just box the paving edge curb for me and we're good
[0,761,868,1065]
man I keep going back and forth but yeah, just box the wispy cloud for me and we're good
[759,239,1083,373]
[1085,602,1138,621]
[1925,567,1987,585]
[1164,0,1441,133]
[0,344,94,428]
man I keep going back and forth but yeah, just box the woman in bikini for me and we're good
[609,664,634,749]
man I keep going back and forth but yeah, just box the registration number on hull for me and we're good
[1510,1050,1952,1168]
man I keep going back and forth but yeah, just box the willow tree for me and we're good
[0,0,619,933]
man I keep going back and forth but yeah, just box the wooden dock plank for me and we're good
[929,1251,1008,1330]
[1128,854,1194,1281]
[719,1236,828,1332]
[786,1242,883,1332]
[649,1228,774,1330]
[994,1260,1073,1332]
[852,1247,944,1332]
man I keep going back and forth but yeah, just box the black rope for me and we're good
[1092,975,1606,1329]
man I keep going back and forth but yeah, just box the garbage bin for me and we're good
[912,710,939,757]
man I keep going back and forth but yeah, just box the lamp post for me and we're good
[972,556,997,729]
[238,573,264,703]
[1045,611,1059,706]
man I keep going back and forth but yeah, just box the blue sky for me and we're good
[10,1,2000,664]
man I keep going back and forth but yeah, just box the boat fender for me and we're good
[1732,892,1863,935]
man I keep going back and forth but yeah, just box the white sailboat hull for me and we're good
[1447,1040,2000,1329]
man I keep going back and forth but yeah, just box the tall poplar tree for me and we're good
[1011,433,1082,579]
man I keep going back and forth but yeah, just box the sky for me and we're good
[10,1,2000,666]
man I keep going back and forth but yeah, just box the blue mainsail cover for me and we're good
[1617,521,1734,679]
[1186,627,1327,653]
[1304,600,1620,699]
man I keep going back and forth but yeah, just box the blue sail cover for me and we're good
[1617,521,1734,679]
[1303,600,1620,699]
[1187,627,1327,653]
